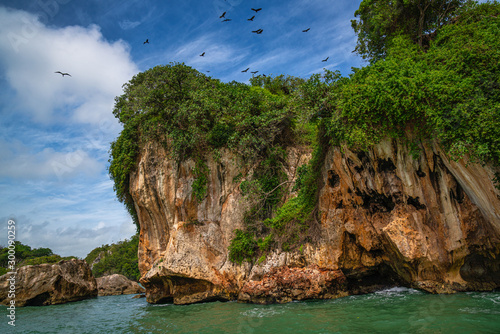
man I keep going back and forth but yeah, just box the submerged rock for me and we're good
[131,139,500,305]
[0,259,97,306]
[96,274,145,296]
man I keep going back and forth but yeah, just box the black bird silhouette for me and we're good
[248,15,255,21]
[252,29,263,34]
[222,18,231,22]
[241,68,250,72]
[302,28,310,32]
[55,71,71,77]
[220,12,226,18]
[322,57,329,62]
[200,52,205,56]
[143,39,149,44]
[251,71,258,74]
[251,8,262,12]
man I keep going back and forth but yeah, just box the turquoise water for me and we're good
[2,288,499,333]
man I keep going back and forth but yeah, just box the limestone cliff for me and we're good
[130,138,500,304]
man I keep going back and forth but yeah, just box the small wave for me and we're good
[459,307,500,315]
[241,307,286,318]
[374,287,423,296]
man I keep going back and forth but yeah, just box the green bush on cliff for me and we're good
[228,229,257,264]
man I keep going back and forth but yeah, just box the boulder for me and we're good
[96,274,145,296]
[0,259,97,306]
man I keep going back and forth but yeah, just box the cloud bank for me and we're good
[0,6,139,125]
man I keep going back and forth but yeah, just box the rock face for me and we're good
[96,274,145,296]
[0,259,97,306]
[130,139,500,305]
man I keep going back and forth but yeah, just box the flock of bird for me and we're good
[55,7,330,78]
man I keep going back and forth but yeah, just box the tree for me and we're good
[351,0,469,62]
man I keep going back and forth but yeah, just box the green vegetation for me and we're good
[352,0,469,62]
[331,1,500,167]
[109,1,500,264]
[84,235,140,281]
[0,242,76,276]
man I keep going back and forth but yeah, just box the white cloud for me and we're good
[0,146,102,180]
[0,6,139,125]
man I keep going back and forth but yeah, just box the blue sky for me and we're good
[0,0,368,258]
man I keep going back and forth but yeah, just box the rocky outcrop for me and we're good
[0,259,97,306]
[96,274,145,296]
[238,265,348,304]
[130,138,500,305]
[90,250,111,270]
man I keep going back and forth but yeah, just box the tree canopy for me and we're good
[352,0,470,62]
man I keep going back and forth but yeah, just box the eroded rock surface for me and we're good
[96,274,145,296]
[0,259,97,306]
[130,139,500,304]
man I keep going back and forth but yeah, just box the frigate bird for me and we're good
[222,18,231,22]
[200,52,205,56]
[252,29,263,34]
[251,71,258,74]
[251,8,262,12]
[220,12,226,18]
[302,28,310,32]
[322,57,329,62]
[241,68,250,72]
[143,39,149,44]
[55,71,71,77]
[248,15,255,21]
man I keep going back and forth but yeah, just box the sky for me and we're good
[0,0,369,258]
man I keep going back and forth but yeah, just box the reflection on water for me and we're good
[2,289,499,333]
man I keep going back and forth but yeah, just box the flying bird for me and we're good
[200,52,205,56]
[251,71,258,74]
[220,12,226,18]
[252,29,263,34]
[241,68,250,72]
[251,8,262,12]
[55,71,71,77]
[302,28,310,32]
[322,57,329,62]
[248,15,255,21]
[222,18,232,22]
[143,39,149,44]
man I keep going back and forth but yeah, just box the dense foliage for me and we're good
[332,2,500,167]
[84,235,140,281]
[352,0,469,62]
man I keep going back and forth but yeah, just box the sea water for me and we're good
[2,288,499,333]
